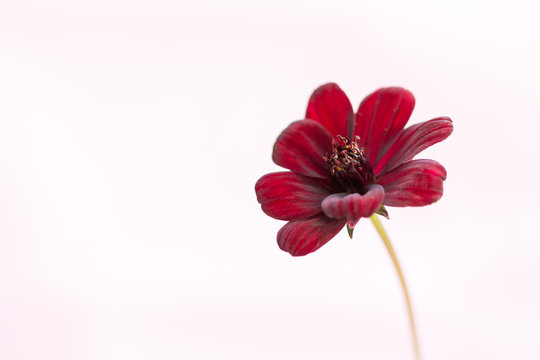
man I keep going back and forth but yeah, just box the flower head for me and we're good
[255,83,453,256]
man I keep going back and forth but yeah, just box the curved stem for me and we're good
[369,214,421,360]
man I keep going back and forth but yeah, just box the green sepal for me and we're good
[375,205,389,219]
[346,223,354,239]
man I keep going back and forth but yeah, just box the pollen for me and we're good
[325,135,375,194]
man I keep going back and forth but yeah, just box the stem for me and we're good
[369,214,421,360]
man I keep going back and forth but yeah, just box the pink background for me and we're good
[1,0,539,359]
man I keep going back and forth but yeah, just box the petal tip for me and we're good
[277,215,346,256]
[321,185,385,223]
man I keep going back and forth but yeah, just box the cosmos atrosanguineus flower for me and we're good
[255,83,453,256]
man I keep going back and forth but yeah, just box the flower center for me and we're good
[325,135,375,194]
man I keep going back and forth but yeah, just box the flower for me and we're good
[255,83,453,256]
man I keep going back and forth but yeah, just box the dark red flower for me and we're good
[255,84,453,256]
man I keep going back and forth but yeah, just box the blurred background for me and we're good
[0,0,539,359]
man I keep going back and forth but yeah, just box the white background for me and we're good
[1,0,539,359]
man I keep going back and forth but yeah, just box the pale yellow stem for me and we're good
[369,214,421,360]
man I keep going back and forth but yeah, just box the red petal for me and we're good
[374,117,453,176]
[272,120,333,178]
[377,159,447,207]
[255,172,334,221]
[306,83,354,138]
[321,185,384,224]
[277,214,346,256]
[353,87,415,165]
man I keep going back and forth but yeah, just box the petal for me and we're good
[255,172,334,221]
[272,120,333,178]
[353,87,415,165]
[377,159,447,207]
[306,83,354,138]
[321,185,384,223]
[277,214,346,256]
[373,117,453,176]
